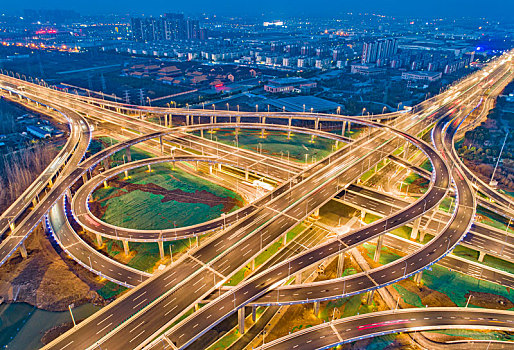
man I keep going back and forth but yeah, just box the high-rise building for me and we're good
[186,19,200,40]
[164,13,186,40]
[361,38,398,64]
[131,17,165,42]
[131,13,204,42]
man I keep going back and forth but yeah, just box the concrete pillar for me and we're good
[32,198,38,206]
[200,129,204,138]
[347,122,351,132]
[195,303,200,311]
[251,259,255,271]
[288,117,292,139]
[159,136,163,154]
[196,236,199,248]
[238,307,245,334]
[218,163,222,171]
[313,301,320,316]
[122,240,130,256]
[124,170,129,179]
[82,173,88,184]
[48,177,53,187]
[366,290,375,304]
[337,252,344,277]
[126,147,131,162]
[103,180,108,189]
[403,141,409,160]
[103,158,110,170]
[19,242,28,259]
[414,270,423,285]
[252,306,257,322]
[261,116,266,138]
[283,233,287,246]
[245,169,249,180]
[95,233,103,247]
[209,164,213,174]
[374,235,384,262]
[313,208,320,218]
[158,241,165,260]
[165,114,168,127]
[315,118,319,130]
[360,209,366,220]
[295,271,302,284]
[478,251,486,262]
[410,218,421,240]
[147,164,151,172]
[419,230,426,243]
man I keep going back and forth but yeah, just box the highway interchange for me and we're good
[0,51,512,349]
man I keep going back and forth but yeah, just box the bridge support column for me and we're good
[124,170,129,179]
[283,233,287,246]
[287,117,292,139]
[478,251,486,262]
[103,158,110,170]
[403,141,409,159]
[414,270,423,285]
[341,121,346,136]
[32,197,38,207]
[147,164,152,172]
[19,242,28,259]
[315,117,319,130]
[158,241,164,260]
[238,307,245,334]
[313,301,320,316]
[82,173,88,184]
[245,168,249,180]
[252,306,257,322]
[103,180,108,189]
[410,218,421,240]
[159,136,163,155]
[337,252,345,277]
[360,209,366,220]
[164,114,168,127]
[374,235,384,262]
[251,259,255,271]
[261,116,266,138]
[122,240,130,256]
[195,303,200,311]
[295,271,302,284]
[419,229,426,243]
[95,233,103,247]
[200,129,204,138]
[209,164,213,174]
[313,208,320,219]
[126,147,131,162]
[366,290,375,304]
[196,236,199,248]
[347,122,351,132]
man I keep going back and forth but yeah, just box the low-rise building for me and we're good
[264,77,317,94]
[401,71,442,82]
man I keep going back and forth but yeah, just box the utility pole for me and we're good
[490,130,509,187]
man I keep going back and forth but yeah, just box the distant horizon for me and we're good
[1,0,514,20]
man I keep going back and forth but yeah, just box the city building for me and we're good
[401,71,442,82]
[264,77,317,94]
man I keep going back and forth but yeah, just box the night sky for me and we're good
[2,0,514,18]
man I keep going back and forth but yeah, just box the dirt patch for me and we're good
[0,224,106,311]
[465,291,514,309]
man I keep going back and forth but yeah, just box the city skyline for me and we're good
[1,0,514,19]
